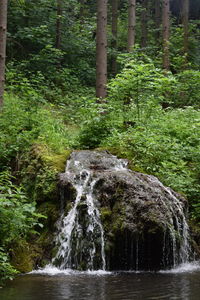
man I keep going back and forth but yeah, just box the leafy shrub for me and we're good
[0,171,44,244]
[0,171,44,284]
[101,107,200,214]
[0,94,71,169]
[0,248,18,286]
[172,70,200,108]
[108,57,177,121]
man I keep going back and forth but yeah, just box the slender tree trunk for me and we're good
[111,0,118,75]
[182,0,189,57]
[155,0,161,40]
[127,0,136,52]
[162,0,170,70]
[141,0,148,48]
[55,0,62,49]
[0,0,8,107]
[79,0,86,31]
[96,0,107,99]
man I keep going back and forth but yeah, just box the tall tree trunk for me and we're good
[141,0,148,48]
[55,0,62,49]
[111,0,118,75]
[96,0,107,99]
[127,0,136,52]
[162,0,170,70]
[0,0,8,107]
[79,0,86,31]
[155,0,161,40]
[182,0,189,57]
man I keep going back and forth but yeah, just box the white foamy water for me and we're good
[54,168,106,270]
[146,175,191,267]
[159,261,200,274]
[29,265,111,276]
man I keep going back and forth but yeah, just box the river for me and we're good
[1,262,200,300]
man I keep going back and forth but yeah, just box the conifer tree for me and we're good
[127,0,136,52]
[141,0,148,48]
[162,0,170,70]
[56,0,62,49]
[0,0,8,107]
[182,0,189,58]
[111,0,118,75]
[96,0,108,99]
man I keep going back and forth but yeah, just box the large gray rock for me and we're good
[58,150,190,271]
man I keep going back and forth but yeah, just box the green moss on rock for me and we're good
[20,144,71,202]
[11,240,42,273]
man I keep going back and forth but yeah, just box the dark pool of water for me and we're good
[1,265,200,300]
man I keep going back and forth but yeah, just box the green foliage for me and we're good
[0,171,44,245]
[108,56,177,121]
[0,171,45,284]
[7,0,96,87]
[171,70,200,108]
[0,94,71,169]
[77,114,111,149]
[101,107,200,215]
[0,248,18,285]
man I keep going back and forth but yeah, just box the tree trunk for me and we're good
[162,0,170,70]
[96,0,107,99]
[181,0,189,57]
[0,0,8,107]
[155,0,161,40]
[127,0,136,52]
[141,0,148,48]
[55,0,62,49]
[79,0,86,31]
[111,0,118,75]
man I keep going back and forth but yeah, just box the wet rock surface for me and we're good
[58,150,190,271]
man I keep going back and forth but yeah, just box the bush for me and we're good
[0,93,71,169]
[101,107,200,214]
[172,70,200,108]
[0,248,18,286]
[0,171,44,284]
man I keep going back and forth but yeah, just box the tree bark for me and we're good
[79,0,86,31]
[0,0,8,107]
[162,0,170,70]
[96,0,107,99]
[181,0,189,56]
[55,0,62,49]
[127,0,136,52]
[155,0,161,40]
[111,0,118,75]
[141,0,148,48]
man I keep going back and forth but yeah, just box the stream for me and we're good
[1,262,200,300]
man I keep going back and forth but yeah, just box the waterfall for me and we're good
[146,175,191,267]
[53,167,106,270]
[51,151,192,271]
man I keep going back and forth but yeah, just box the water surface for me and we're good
[1,263,200,300]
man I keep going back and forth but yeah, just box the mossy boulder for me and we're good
[10,240,42,273]
[20,143,71,202]
[58,150,190,271]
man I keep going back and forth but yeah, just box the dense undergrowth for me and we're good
[1,56,200,284]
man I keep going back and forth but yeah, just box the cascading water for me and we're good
[51,150,192,271]
[146,175,191,267]
[53,166,106,270]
